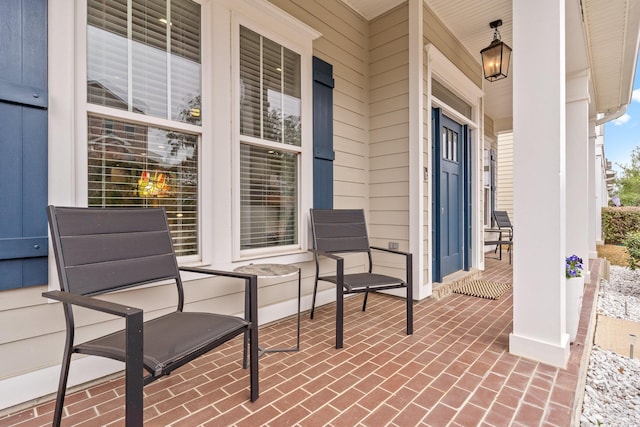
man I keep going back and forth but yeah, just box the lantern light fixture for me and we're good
[480,19,512,82]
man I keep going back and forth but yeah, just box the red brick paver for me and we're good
[0,255,600,426]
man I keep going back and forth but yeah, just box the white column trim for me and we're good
[588,122,598,259]
[565,71,591,281]
[509,0,570,368]
[409,0,425,298]
[566,69,591,104]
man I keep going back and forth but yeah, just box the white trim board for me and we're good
[0,357,124,413]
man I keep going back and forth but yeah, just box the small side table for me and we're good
[234,263,301,361]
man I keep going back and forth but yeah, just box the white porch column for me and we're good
[409,0,425,298]
[595,131,606,243]
[566,71,591,280]
[509,0,570,367]
[588,122,599,259]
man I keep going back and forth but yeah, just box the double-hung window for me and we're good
[237,25,305,256]
[85,0,201,258]
[81,0,317,265]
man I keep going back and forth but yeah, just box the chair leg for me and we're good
[406,253,414,336]
[249,324,259,402]
[336,284,344,349]
[336,259,344,349]
[242,331,248,369]
[124,311,144,426]
[52,345,74,427]
[310,277,319,319]
[362,290,368,312]
[494,231,503,254]
[406,285,414,335]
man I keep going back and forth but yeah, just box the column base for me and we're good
[509,332,570,368]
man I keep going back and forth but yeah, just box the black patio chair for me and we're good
[44,206,258,426]
[309,209,413,349]
[492,210,513,259]
[493,210,513,243]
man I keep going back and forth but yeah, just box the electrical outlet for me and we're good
[388,242,399,250]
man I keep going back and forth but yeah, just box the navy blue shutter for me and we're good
[312,57,334,209]
[0,0,49,290]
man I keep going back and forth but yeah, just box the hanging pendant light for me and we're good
[480,19,512,82]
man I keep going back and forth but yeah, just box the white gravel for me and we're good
[580,266,640,426]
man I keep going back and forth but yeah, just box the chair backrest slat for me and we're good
[310,209,370,253]
[64,254,178,295]
[48,206,180,296]
[493,210,513,229]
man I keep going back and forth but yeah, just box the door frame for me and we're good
[426,44,483,285]
[432,108,471,282]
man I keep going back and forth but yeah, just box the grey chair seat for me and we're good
[318,272,405,292]
[77,312,250,377]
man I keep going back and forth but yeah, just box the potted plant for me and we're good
[565,254,584,342]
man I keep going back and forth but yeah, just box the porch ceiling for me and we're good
[341,0,640,127]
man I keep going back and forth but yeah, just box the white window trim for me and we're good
[50,0,321,282]
[209,0,320,269]
[227,8,318,264]
[74,0,208,265]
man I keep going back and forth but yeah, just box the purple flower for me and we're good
[565,255,583,278]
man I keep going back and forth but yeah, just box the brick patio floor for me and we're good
[0,254,600,426]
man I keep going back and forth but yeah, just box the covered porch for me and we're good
[2,255,602,426]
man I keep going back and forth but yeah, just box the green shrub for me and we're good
[602,207,640,244]
[624,231,640,270]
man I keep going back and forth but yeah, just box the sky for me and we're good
[604,57,640,174]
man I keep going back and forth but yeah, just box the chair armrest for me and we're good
[370,246,413,285]
[42,290,143,318]
[44,289,146,414]
[484,228,503,233]
[179,266,258,281]
[178,267,258,324]
[311,250,343,262]
[310,249,345,278]
[370,246,411,257]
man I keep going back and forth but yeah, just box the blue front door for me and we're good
[432,109,465,282]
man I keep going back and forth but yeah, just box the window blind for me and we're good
[239,26,301,146]
[87,115,199,256]
[87,0,201,125]
[240,144,298,250]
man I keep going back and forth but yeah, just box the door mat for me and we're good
[453,280,512,300]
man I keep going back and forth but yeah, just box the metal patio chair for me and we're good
[491,210,514,261]
[44,206,259,426]
[309,209,413,349]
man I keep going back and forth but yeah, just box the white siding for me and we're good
[368,4,411,279]
[497,131,514,220]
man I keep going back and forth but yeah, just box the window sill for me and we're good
[232,250,313,269]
